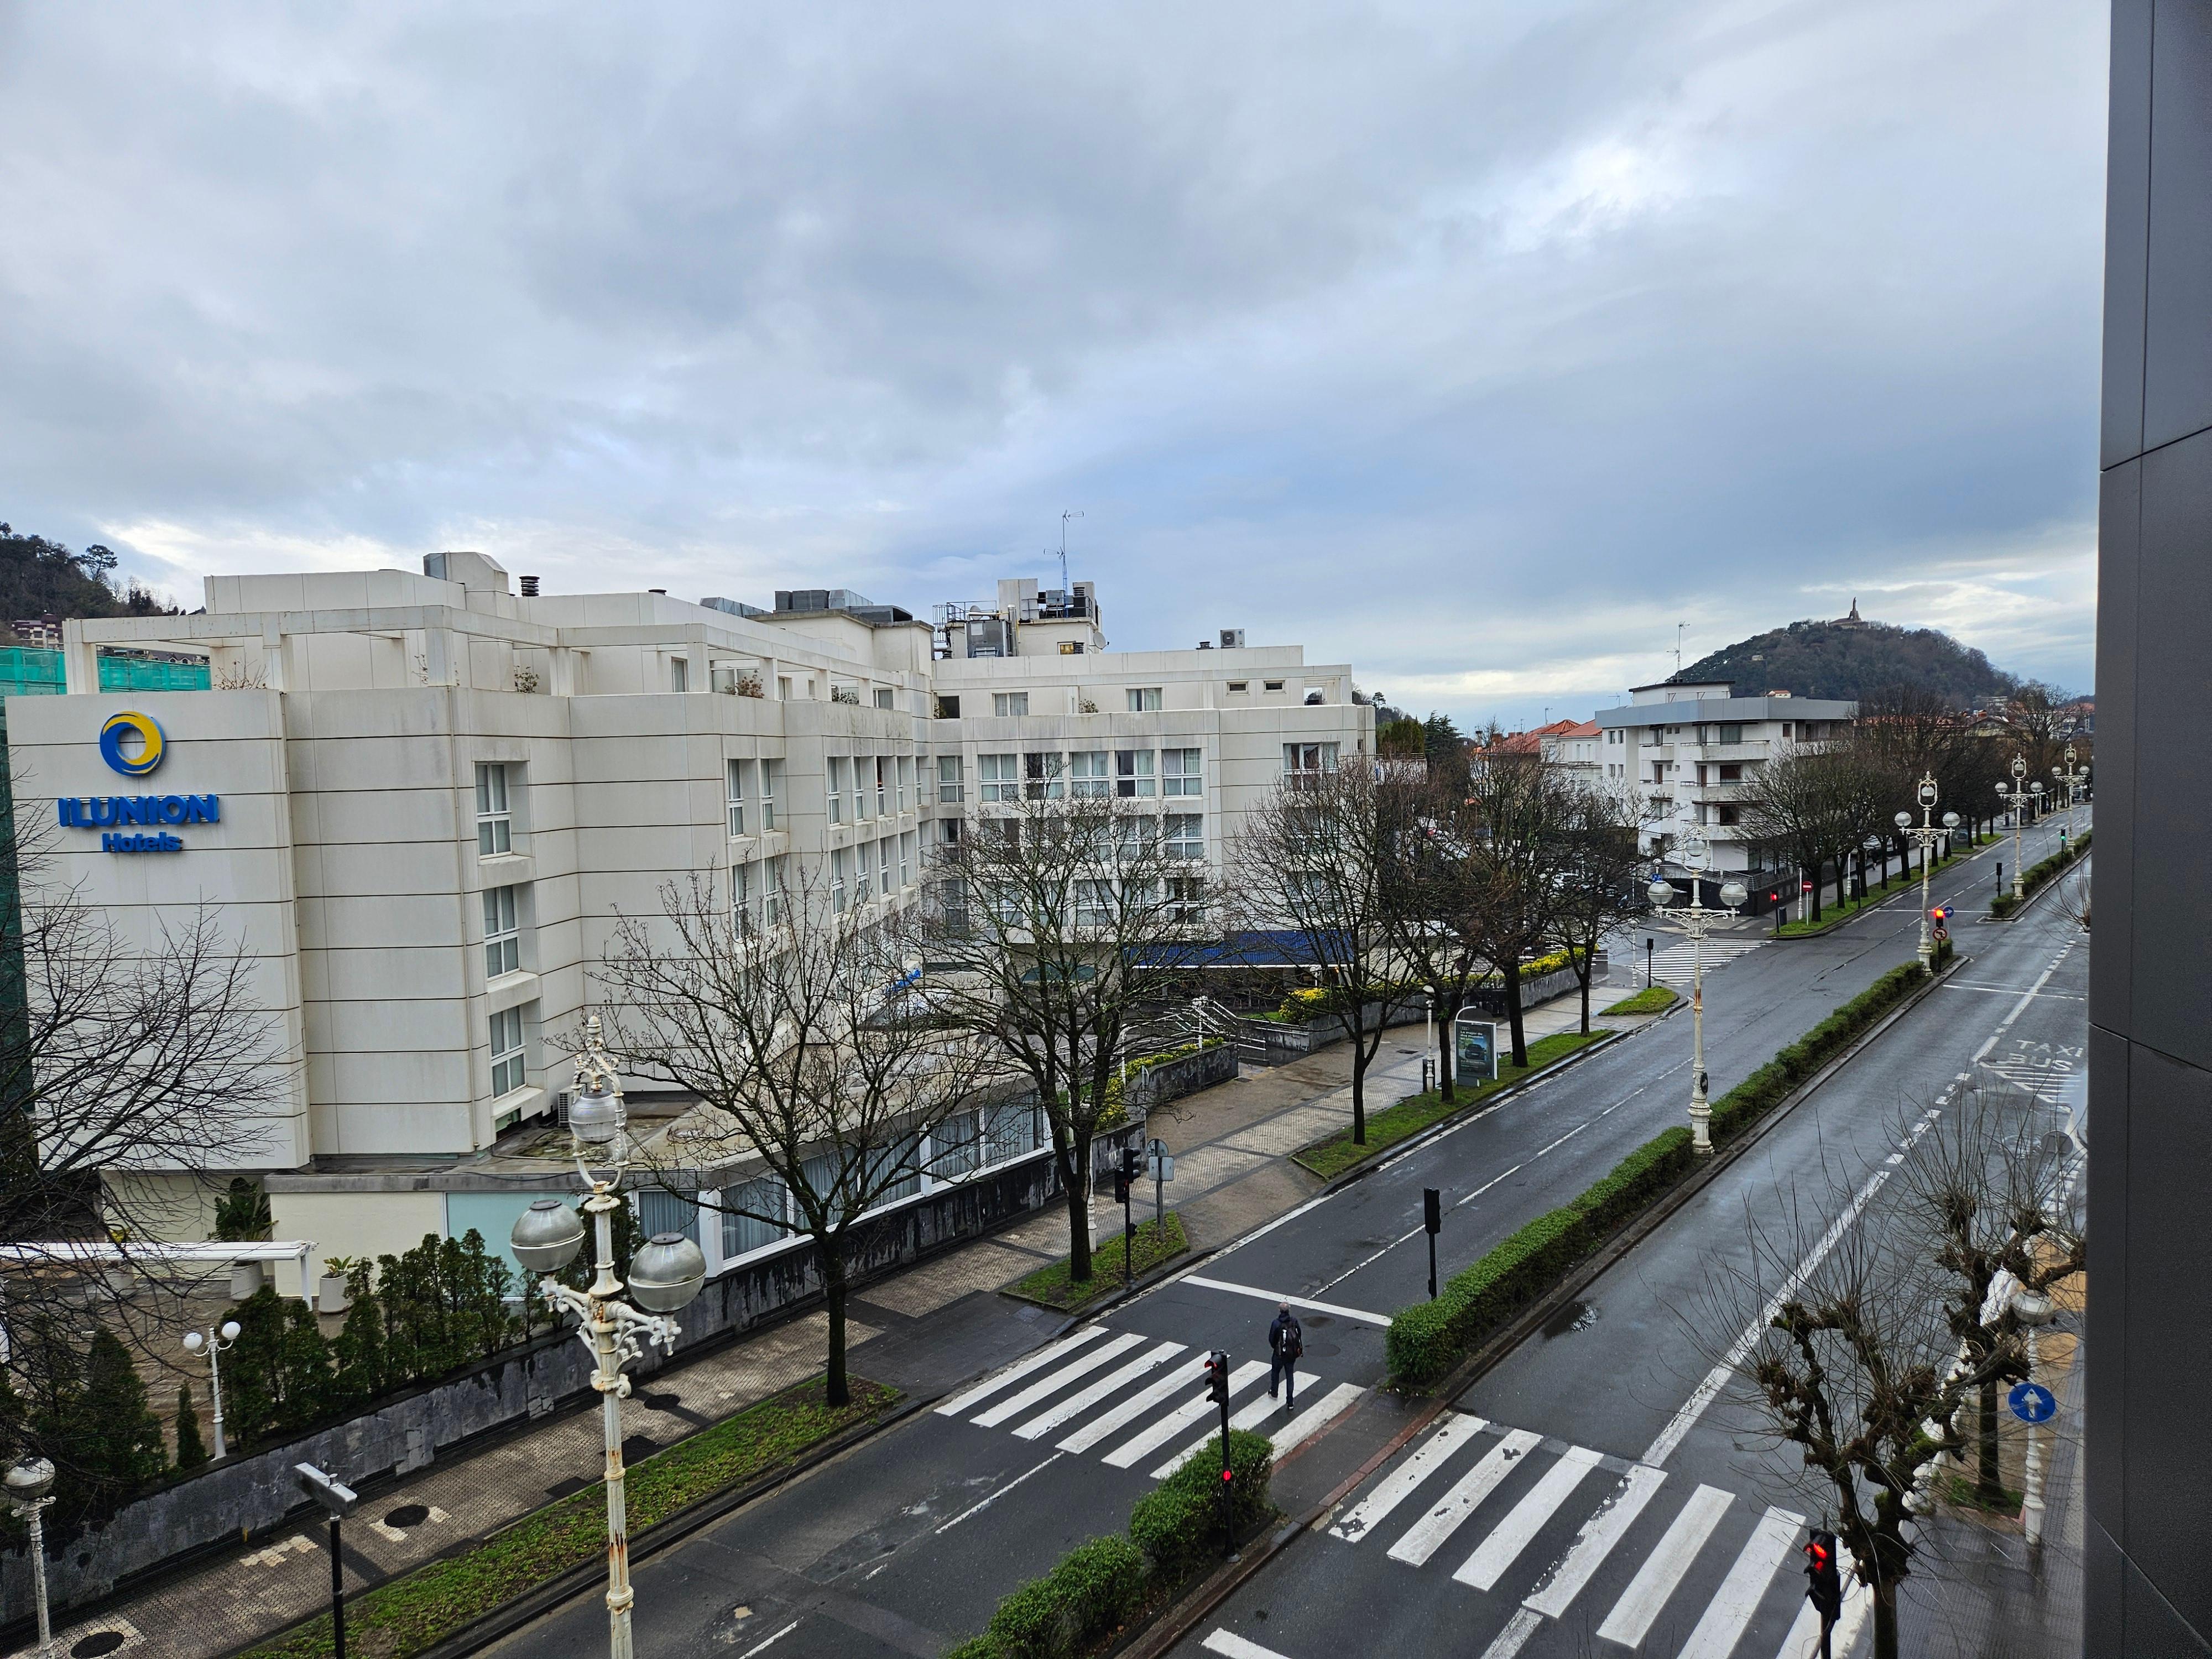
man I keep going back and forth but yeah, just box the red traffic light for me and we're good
[1767,890,1780,902]
[1221,1468,1234,1483]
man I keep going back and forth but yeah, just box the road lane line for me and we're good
[1102,1361,1267,1468]
[1386,1428,1541,1567]
[1150,1372,1319,1478]
[1453,1444,1604,1590]
[1057,1358,1208,1453]
[935,1326,1108,1417]
[1014,1340,1186,1440]
[933,1452,1065,1535]
[1180,1276,1391,1326]
[1328,1412,1489,1542]
[1971,942,2075,1064]
[1675,1505,1804,1659]
[1595,1483,1733,1647]
[1521,1463,1668,1618]
[1203,1631,1293,1659]
[971,1332,1147,1427]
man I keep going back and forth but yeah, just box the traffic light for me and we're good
[1114,1145,1141,1205]
[1929,905,1951,924]
[1767,890,1780,905]
[1203,1350,1230,1405]
[1803,1529,1843,1622]
[1113,1167,1131,1204]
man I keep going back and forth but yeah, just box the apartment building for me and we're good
[4,551,1369,1279]
[1593,680,1858,877]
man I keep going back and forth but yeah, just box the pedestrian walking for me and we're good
[1267,1301,1302,1411]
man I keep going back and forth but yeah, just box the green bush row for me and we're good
[949,1427,1274,1658]
[1991,831,2090,919]
[1385,1130,1694,1385]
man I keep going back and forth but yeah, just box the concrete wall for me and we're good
[1,1123,1144,1620]
[1121,1042,1238,1111]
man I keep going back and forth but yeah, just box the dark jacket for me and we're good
[1269,1311,1303,1359]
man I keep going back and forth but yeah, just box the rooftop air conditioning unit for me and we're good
[1219,629,1245,650]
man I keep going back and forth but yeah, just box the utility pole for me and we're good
[1423,1188,1442,1300]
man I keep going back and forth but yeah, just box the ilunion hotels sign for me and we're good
[57,711,221,853]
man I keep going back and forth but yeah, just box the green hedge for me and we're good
[1991,831,2090,919]
[952,1428,1274,1658]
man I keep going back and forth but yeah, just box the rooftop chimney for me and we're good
[519,575,540,597]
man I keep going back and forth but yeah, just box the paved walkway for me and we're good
[9,971,1669,1659]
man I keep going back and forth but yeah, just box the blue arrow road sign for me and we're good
[2008,1381,2058,1424]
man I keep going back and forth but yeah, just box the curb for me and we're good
[1984,847,2091,925]
[1120,950,1971,1659]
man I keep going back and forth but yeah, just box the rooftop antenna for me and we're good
[1049,509,1082,594]
[1675,622,1687,676]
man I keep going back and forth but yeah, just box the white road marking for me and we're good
[934,1326,1108,1417]
[1521,1463,1669,1618]
[1180,1275,1391,1326]
[1102,1360,1266,1469]
[1203,1631,1295,1659]
[1478,1607,1546,1659]
[1151,1372,1319,1478]
[1329,1413,1489,1542]
[737,1618,800,1658]
[1595,1483,1733,1647]
[1056,1357,1209,1453]
[1013,1340,1186,1440]
[1453,1443,1604,1590]
[970,1331,1147,1427]
[1386,1428,1542,1567]
[933,1452,1064,1535]
[1675,1505,1805,1659]
[1775,1575,1871,1659]
[1265,1382,1364,1462]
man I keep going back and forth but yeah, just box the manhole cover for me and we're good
[72,1635,126,1658]
[383,1504,431,1529]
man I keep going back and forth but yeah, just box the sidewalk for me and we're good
[8,975,1667,1659]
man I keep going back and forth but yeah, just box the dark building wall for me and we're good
[2089,5,2212,1653]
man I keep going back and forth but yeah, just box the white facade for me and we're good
[1593,681,1858,874]
[8,552,1369,1270]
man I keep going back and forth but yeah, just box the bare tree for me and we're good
[1738,742,1886,920]
[1459,753,1574,1067]
[1226,763,1407,1142]
[598,866,990,1406]
[1380,778,1488,1103]
[1697,1083,2083,1659]
[1548,782,1647,1034]
[920,788,1196,1285]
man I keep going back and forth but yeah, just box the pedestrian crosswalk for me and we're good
[1324,1412,1860,1659]
[1636,936,1767,990]
[935,1324,1366,1482]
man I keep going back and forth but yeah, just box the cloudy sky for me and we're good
[0,1,2106,726]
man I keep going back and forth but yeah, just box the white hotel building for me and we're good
[6,552,1369,1279]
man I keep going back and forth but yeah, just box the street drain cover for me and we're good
[383,1504,431,1529]
[72,1635,126,1658]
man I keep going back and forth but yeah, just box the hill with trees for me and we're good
[0,522,179,631]
[1672,609,2024,706]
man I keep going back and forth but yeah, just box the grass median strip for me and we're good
[1600,984,1679,1016]
[1008,1212,1190,1312]
[238,1375,901,1659]
[1293,1030,1611,1181]
[1991,831,2090,919]
[1776,835,1995,937]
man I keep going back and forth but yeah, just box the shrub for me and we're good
[1386,1208,1589,1385]
[175,1383,209,1472]
[976,1534,1149,1659]
[1991,832,2090,919]
[1128,1427,1273,1578]
[213,1176,273,1243]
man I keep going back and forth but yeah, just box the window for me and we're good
[875,757,888,818]
[1227,681,1248,693]
[635,1187,700,1245]
[934,695,961,719]
[1303,686,1324,706]
[1719,723,1744,745]
[852,758,868,824]
[1718,763,1743,783]
[483,886,520,978]
[1162,748,1202,797]
[1075,879,1113,928]
[933,1110,981,1179]
[1714,804,1740,827]
[1283,742,1338,778]
[979,753,1019,802]
[1115,749,1155,797]
[1127,687,1162,713]
[832,847,848,913]
[900,830,915,888]
[671,658,688,692]
[1113,813,1156,862]
[1167,875,1206,923]
[874,687,894,710]
[731,858,753,921]
[826,758,847,825]
[722,1175,791,1259]
[938,754,966,803]
[1165,813,1203,860]
[994,691,1030,717]
[489,1006,526,1097]
[986,1101,1037,1165]
[474,763,512,855]
[896,755,912,812]
[778,675,793,701]
[1024,752,1065,800]
[1069,750,1110,797]
[874,1131,924,1203]
[760,760,780,831]
[763,855,786,925]
[727,760,750,837]
[1264,680,1285,692]
[855,838,874,903]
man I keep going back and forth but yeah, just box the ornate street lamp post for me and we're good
[2052,743,2089,846]
[181,1318,243,1459]
[1995,753,2029,900]
[1894,773,1961,974]
[1647,823,1746,1155]
[5,1458,57,1659]
[512,1016,707,1659]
